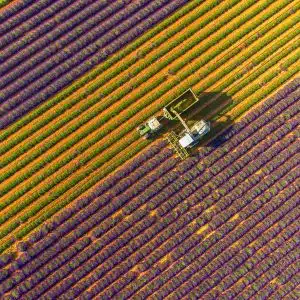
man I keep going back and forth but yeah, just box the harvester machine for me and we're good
[164,88,211,159]
[136,88,210,159]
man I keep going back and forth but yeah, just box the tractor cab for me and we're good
[137,116,163,139]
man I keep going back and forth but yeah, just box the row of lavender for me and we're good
[115,183,299,300]
[0,0,53,31]
[71,114,299,299]
[40,94,299,299]
[0,0,135,77]
[223,230,299,300]
[0,81,298,298]
[0,0,189,128]
[0,80,297,276]
[0,0,101,49]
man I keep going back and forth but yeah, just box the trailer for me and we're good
[136,88,210,159]
[163,88,199,120]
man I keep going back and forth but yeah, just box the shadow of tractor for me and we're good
[155,91,234,148]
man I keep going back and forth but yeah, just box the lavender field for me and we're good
[0,0,189,128]
[0,80,298,299]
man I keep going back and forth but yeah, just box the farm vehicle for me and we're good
[137,88,211,159]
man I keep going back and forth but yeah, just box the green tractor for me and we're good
[136,116,164,139]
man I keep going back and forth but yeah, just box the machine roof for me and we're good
[179,133,194,148]
[148,117,161,130]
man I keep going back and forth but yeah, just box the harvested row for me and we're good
[0,0,298,252]
[0,0,260,227]
[0,72,296,260]
[0,0,294,173]
[0,0,189,126]
[0,0,296,210]
[0,30,292,245]
[0,85,298,298]
[2,0,294,164]
[0,149,179,296]
[0,0,202,140]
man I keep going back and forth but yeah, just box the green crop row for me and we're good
[0,0,296,251]
[0,0,11,8]
[0,0,273,193]
[0,0,292,223]
[209,29,298,121]
[0,0,251,197]
[193,6,298,94]
[235,70,299,119]
[213,28,298,95]
[0,0,205,144]
[0,0,227,164]
[212,43,299,121]
[0,28,295,238]
[222,46,299,113]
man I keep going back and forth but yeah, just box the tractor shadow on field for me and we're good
[186,91,235,156]
[147,91,236,156]
[161,90,234,144]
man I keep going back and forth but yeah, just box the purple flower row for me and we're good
[189,191,299,299]
[0,0,188,127]
[123,112,298,296]
[36,159,179,298]
[61,128,300,298]
[0,0,108,51]
[0,0,139,84]
[122,141,299,299]
[270,262,300,298]
[237,241,299,300]
[0,0,155,100]
[196,213,299,300]
[0,0,55,35]
[0,81,296,292]
[162,189,299,300]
